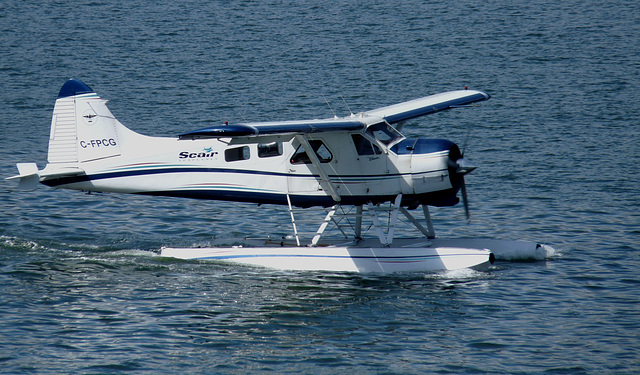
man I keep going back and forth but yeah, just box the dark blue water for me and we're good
[2,0,639,373]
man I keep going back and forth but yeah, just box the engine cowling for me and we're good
[390,138,473,207]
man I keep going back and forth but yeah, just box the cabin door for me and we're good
[350,134,396,196]
[286,139,332,195]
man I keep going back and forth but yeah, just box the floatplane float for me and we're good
[8,79,553,273]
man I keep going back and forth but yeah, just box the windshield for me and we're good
[366,122,403,146]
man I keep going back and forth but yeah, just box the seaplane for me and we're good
[7,79,552,273]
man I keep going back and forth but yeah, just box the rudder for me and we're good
[48,79,122,164]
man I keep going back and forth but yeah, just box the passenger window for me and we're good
[351,134,381,156]
[290,140,333,164]
[258,142,282,158]
[225,146,250,162]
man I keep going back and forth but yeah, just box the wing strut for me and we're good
[295,135,341,203]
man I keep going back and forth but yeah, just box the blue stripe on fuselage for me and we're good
[40,166,459,207]
[40,166,447,187]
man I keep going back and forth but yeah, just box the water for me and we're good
[1,0,639,373]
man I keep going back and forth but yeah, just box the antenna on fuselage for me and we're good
[322,95,338,119]
[234,100,249,123]
[340,95,354,117]
[461,120,472,156]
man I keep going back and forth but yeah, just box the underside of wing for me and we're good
[179,119,366,140]
[362,90,490,125]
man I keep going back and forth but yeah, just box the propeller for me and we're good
[460,178,470,220]
[448,149,476,220]
[456,157,476,220]
[458,122,475,220]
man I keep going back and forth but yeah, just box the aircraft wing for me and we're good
[179,119,365,140]
[362,89,490,125]
[179,89,489,140]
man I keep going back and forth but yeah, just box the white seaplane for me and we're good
[8,79,551,273]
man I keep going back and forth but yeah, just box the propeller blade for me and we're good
[447,147,475,220]
[460,178,470,220]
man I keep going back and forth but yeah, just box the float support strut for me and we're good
[286,194,301,246]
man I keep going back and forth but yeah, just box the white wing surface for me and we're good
[362,90,490,125]
[179,89,490,139]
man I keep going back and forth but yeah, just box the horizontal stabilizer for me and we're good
[39,167,84,178]
[7,163,85,190]
[6,163,40,190]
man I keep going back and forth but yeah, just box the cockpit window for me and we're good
[290,140,333,164]
[351,134,381,155]
[366,122,403,146]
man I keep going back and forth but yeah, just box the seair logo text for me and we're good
[179,150,219,159]
[80,139,117,148]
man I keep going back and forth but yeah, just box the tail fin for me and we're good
[48,79,123,164]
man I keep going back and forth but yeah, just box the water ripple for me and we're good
[2,0,640,373]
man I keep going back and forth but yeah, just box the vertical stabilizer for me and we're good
[48,92,78,163]
[48,79,122,164]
